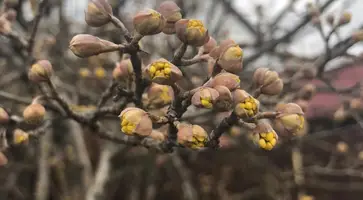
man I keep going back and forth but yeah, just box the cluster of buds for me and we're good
[253,67,283,96]
[251,121,279,151]
[70,0,308,152]
[119,107,152,137]
[146,83,174,108]
[176,123,208,149]
[144,58,182,85]
[28,60,53,82]
[23,100,46,125]
[157,1,182,34]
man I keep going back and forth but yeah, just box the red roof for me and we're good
[306,64,363,119]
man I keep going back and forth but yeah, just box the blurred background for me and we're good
[1,0,363,200]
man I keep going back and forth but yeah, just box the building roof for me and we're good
[306,63,363,119]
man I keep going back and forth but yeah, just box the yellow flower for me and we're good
[13,129,29,145]
[23,103,46,125]
[252,121,278,151]
[191,87,219,109]
[144,58,183,85]
[133,9,166,35]
[119,107,153,137]
[175,19,210,47]
[94,67,106,79]
[274,103,305,137]
[79,68,91,78]
[233,90,259,118]
[177,123,208,149]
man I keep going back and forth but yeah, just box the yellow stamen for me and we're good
[259,139,266,148]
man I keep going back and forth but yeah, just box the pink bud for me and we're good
[28,60,53,83]
[69,34,120,58]
[119,107,153,137]
[85,0,113,27]
[144,58,183,85]
[133,9,166,35]
[175,19,210,47]
[191,87,219,109]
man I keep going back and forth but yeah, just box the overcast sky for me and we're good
[24,0,363,68]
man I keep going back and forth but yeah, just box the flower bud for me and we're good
[175,19,209,47]
[79,67,91,78]
[253,68,283,95]
[4,9,17,22]
[306,3,320,17]
[349,98,363,110]
[177,123,208,149]
[217,44,243,73]
[133,9,166,35]
[274,103,304,137]
[28,60,53,82]
[299,195,315,200]
[157,1,182,34]
[112,59,133,81]
[119,107,152,137]
[85,0,113,27]
[0,16,11,34]
[297,83,316,100]
[338,11,351,26]
[149,130,166,142]
[336,141,348,153]
[352,30,363,41]
[200,36,217,54]
[0,151,7,166]
[358,151,363,161]
[13,129,29,145]
[213,85,233,111]
[144,58,183,85]
[294,99,309,113]
[209,39,236,59]
[208,72,240,91]
[326,14,335,26]
[147,83,174,107]
[191,87,219,109]
[334,105,348,122]
[0,107,9,124]
[69,34,120,58]
[94,66,106,79]
[233,89,260,118]
[23,103,46,125]
[251,121,278,151]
